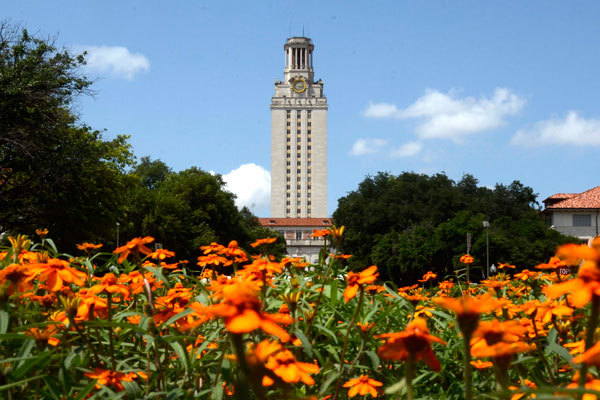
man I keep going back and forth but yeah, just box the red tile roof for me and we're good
[258,217,332,227]
[545,186,600,209]
[545,193,577,200]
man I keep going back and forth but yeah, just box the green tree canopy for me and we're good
[0,23,134,249]
[333,172,575,284]
[121,159,286,262]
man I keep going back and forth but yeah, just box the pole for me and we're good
[486,227,489,278]
[116,222,120,248]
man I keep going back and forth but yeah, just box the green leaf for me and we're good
[144,265,171,288]
[546,340,573,363]
[169,341,191,373]
[44,238,58,253]
[329,279,338,306]
[318,371,340,395]
[74,380,98,400]
[294,329,313,358]
[365,350,380,370]
[314,324,338,344]
[385,378,406,394]
[0,310,8,334]
[163,308,196,327]
[0,374,47,391]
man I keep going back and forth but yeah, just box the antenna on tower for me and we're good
[302,25,305,36]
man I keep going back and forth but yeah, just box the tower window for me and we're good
[286,184,290,189]
[297,176,301,181]
[297,161,301,165]
[308,168,311,174]
[297,136,301,142]
[286,193,290,198]
[297,168,301,173]
[297,145,301,150]
[287,176,290,182]
[287,145,290,150]
[307,145,311,150]
[286,161,290,166]
[297,209,301,214]
[287,122,290,126]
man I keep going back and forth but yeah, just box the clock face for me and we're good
[292,78,307,93]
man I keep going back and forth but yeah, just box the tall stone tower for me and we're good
[270,37,327,218]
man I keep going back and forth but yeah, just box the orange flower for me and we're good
[433,293,499,337]
[344,265,378,302]
[343,375,383,398]
[27,259,87,291]
[513,269,541,281]
[264,348,320,385]
[246,339,319,386]
[25,326,60,346]
[544,260,600,307]
[113,236,154,263]
[221,240,248,263]
[497,262,516,269]
[418,271,437,282]
[148,248,175,260]
[76,242,103,252]
[84,368,147,391]
[250,237,277,248]
[377,318,446,371]
[460,254,474,264]
[35,228,48,238]
[470,360,493,369]
[572,341,600,367]
[200,242,226,254]
[89,273,130,299]
[311,229,330,238]
[0,264,34,295]
[556,243,598,265]
[534,256,566,270]
[197,253,232,267]
[470,320,533,359]
[199,277,291,341]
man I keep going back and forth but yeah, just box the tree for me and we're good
[121,161,286,262]
[333,171,576,284]
[0,23,134,249]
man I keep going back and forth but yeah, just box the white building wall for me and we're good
[550,210,600,239]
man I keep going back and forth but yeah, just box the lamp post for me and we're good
[116,222,120,248]
[483,220,490,278]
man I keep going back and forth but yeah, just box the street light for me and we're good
[483,220,490,278]
[116,222,120,248]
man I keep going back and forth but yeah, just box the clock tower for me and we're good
[270,37,327,218]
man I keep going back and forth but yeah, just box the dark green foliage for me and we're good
[0,23,134,249]
[333,172,576,284]
[122,158,286,262]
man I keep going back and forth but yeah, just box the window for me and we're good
[287,168,290,173]
[297,130,301,135]
[287,122,290,126]
[286,208,290,213]
[297,152,301,157]
[287,145,290,150]
[307,122,311,127]
[308,185,311,189]
[297,145,301,150]
[286,193,290,198]
[297,209,301,214]
[297,176,301,181]
[297,168,301,173]
[297,161,301,166]
[307,168,311,174]
[573,214,592,227]
[286,176,290,182]
[308,137,311,142]
[308,201,311,205]
[308,161,311,166]
[296,230,302,240]
[286,184,290,189]
[286,161,290,166]
[297,184,301,190]
[286,200,290,205]
[297,136,301,142]
[297,192,301,197]
[307,145,311,150]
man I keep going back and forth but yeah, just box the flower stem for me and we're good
[578,293,600,395]
[107,292,116,369]
[305,258,334,341]
[463,332,473,400]
[231,333,266,400]
[406,354,415,400]
[332,287,364,400]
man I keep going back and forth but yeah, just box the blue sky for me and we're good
[5,1,600,217]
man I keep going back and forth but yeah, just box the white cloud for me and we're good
[511,111,600,146]
[222,163,271,214]
[390,141,423,157]
[349,138,388,155]
[364,88,525,142]
[80,45,150,80]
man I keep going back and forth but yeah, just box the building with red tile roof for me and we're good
[543,186,600,240]
[258,218,332,262]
